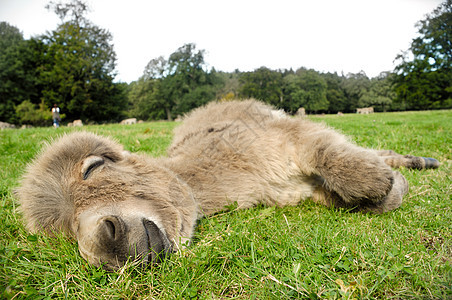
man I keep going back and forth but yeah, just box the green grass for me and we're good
[1,110,451,299]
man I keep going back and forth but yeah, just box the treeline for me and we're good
[129,51,397,122]
[0,1,127,126]
[1,0,450,126]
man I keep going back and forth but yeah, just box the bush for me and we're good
[15,100,53,126]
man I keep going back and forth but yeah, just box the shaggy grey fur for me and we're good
[17,100,439,269]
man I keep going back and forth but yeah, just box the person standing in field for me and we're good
[52,104,61,128]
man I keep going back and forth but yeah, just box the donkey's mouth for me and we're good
[142,218,171,264]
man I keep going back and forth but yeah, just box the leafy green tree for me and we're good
[0,22,50,124]
[282,69,328,113]
[166,43,217,119]
[282,74,302,113]
[393,0,452,109]
[143,56,168,79]
[138,56,171,120]
[46,0,90,23]
[176,84,218,115]
[358,72,394,112]
[127,78,166,120]
[239,67,283,107]
[341,71,371,112]
[140,43,217,120]
[41,0,126,122]
[322,72,348,113]
[15,100,52,126]
[0,23,30,123]
[215,70,240,100]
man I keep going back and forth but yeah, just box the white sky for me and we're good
[0,0,443,83]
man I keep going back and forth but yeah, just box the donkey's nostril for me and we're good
[100,216,124,241]
[104,220,116,239]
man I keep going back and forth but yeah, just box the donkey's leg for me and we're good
[375,150,440,169]
[298,129,396,206]
[287,119,419,212]
[312,170,408,213]
[360,171,408,213]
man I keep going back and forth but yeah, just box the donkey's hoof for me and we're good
[422,157,440,169]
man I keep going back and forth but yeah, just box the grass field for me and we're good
[1,110,451,299]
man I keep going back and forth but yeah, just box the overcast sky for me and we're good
[0,0,443,83]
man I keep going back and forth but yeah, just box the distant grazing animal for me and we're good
[296,107,306,116]
[120,118,137,125]
[0,121,16,129]
[17,100,439,269]
[356,107,374,114]
[68,120,83,127]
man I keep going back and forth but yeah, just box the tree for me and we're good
[41,0,126,122]
[322,72,348,113]
[46,0,90,24]
[143,56,168,79]
[239,67,283,107]
[0,23,27,123]
[393,0,452,109]
[0,22,51,124]
[15,100,53,126]
[140,43,217,121]
[215,71,240,100]
[282,69,328,113]
[166,43,218,119]
[127,78,166,120]
[341,71,371,112]
[358,72,394,112]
